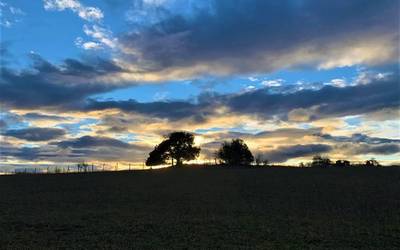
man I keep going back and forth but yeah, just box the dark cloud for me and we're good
[1,146,42,161]
[3,127,66,141]
[23,112,69,121]
[355,144,400,155]
[255,128,322,139]
[0,55,126,109]
[0,120,7,129]
[226,75,400,119]
[0,138,150,163]
[121,0,398,75]
[200,128,322,143]
[81,75,399,122]
[28,54,125,76]
[0,143,58,161]
[54,135,133,149]
[61,58,124,76]
[339,143,400,156]
[317,133,400,145]
[262,144,332,163]
[67,146,150,162]
[84,99,215,121]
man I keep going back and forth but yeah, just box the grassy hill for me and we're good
[1,167,399,249]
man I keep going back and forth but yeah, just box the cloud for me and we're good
[327,79,347,88]
[84,99,215,121]
[202,128,321,142]
[0,54,126,109]
[226,74,400,120]
[75,37,102,50]
[0,135,151,163]
[317,133,400,145]
[195,127,325,160]
[339,143,400,156]
[0,120,7,129]
[0,1,25,28]
[262,79,284,87]
[118,0,399,78]
[354,70,393,85]
[43,0,117,52]
[3,127,66,141]
[0,111,24,129]
[23,112,69,121]
[354,144,400,155]
[71,73,399,123]
[50,135,152,162]
[54,135,133,148]
[0,145,44,161]
[262,144,332,163]
[43,0,103,21]
[255,128,322,139]
[82,25,118,49]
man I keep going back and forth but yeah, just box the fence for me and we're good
[0,162,157,175]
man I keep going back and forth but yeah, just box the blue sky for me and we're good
[2,0,363,102]
[0,0,399,169]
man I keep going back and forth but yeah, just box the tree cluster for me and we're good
[146,132,382,168]
[299,155,381,168]
[146,133,254,167]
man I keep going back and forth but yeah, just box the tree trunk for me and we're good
[176,158,182,167]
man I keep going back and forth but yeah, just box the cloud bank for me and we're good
[119,0,399,78]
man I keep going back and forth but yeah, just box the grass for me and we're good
[1,166,399,249]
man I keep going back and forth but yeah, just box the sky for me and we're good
[0,0,399,170]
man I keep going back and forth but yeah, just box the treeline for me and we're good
[299,155,380,168]
[146,132,382,167]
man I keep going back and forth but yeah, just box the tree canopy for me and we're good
[311,155,331,167]
[146,132,200,167]
[216,139,254,166]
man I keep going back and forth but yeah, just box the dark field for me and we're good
[1,167,399,249]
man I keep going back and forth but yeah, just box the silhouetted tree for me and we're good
[216,139,254,166]
[311,155,331,167]
[365,158,380,167]
[146,140,171,166]
[146,132,200,167]
[335,160,350,167]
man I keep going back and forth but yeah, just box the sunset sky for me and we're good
[1,0,399,170]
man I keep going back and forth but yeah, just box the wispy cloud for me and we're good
[0,1,25,28]
[82,24,117,49]
[43,0,103,21]
[43,0,118,51]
